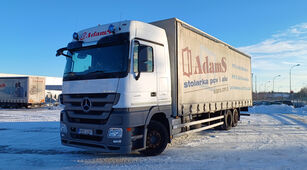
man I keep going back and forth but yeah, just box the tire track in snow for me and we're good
[278,114,307,129]
[265,113,295,125]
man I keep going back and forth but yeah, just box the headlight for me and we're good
[60,123,67,134]
[107,128,123,138]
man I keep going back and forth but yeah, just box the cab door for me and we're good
[129,40,157,107]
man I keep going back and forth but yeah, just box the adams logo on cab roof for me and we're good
[79,30,112,41]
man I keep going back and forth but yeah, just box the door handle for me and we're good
[151,92,157,97]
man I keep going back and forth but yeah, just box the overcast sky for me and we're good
[0,0,306,92]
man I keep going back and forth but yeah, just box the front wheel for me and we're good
[140,120,169,156]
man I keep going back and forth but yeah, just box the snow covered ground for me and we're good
[1,105,307,169]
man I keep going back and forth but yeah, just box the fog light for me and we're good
[60,123,67,134]
[107,128,123,138]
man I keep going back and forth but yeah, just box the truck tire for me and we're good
[140,120,169,156]
[232,109,239,127]
[222,110,233,130]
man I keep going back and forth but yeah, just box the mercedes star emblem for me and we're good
[81,97,92,112]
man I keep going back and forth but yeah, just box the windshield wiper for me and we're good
[89,70,106,74]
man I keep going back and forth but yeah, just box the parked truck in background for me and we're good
[0,77,46,108]
[57,18,252,156]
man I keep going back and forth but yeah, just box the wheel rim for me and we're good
[147,130,162,149]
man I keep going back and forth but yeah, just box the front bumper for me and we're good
[60,109,146,153]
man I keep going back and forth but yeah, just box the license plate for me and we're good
[78,128,93,135]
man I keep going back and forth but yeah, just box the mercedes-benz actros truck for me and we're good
[56,18,252,156]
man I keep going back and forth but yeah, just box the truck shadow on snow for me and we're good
[0,121,142,158]
[0,145,137,157]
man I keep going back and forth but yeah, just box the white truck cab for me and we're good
[62,21,171,109]
[58,20,172,155]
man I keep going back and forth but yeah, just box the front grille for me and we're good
[63,93,119,124]
[73,110,104,115]
[63,93,117,113]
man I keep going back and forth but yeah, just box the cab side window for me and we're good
[133,42,139,73]
[133,41,154,72]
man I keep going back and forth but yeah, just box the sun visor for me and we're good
[75,22,130,43]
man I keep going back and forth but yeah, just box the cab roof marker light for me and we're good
[73,32,79,40]
[108,24,116,34]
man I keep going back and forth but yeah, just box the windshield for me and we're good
[63,42,129,81]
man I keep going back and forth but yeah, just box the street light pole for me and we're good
[289,64,300,94]
[264,80,270,100]
[272,75,281,93]
[264,80,271,92]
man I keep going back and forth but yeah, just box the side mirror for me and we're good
[56,48,66,57]
[56,47,72,58]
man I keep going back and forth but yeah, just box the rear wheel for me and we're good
[140,120,169,156]
[222,110,233,130]
[232,109,239,127]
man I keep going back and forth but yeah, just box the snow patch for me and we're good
[248,104,307,114]
[0,106,307,169]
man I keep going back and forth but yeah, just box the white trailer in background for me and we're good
[0,77,46,108]
[57,18,252,156]
[0,74,63,106]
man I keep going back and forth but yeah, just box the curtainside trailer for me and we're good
[0,76,46,108]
